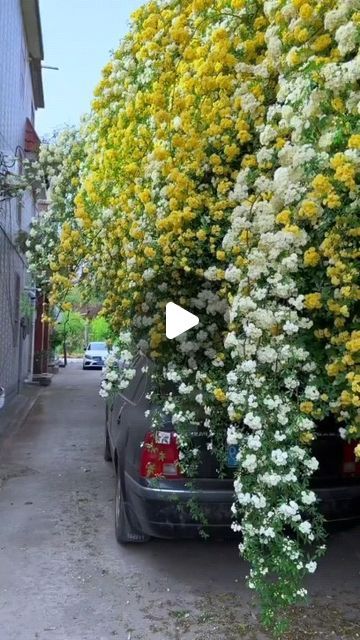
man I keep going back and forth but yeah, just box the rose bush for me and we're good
[25,127,86,314]
[42,0,359,634]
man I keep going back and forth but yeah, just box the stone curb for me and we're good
[0,385,42,443]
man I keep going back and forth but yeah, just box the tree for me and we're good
[90,316,111,342]
[56,311,85,360]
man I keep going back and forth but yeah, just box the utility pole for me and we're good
[84,313,90,347]
[62,310,69,367]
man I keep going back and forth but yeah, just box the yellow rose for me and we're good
[276,210,291,226]
[150,332,162,349]
[285,224,301,235]
[300,432,314,445]
[299,3,312,20]
[286,49,301,66]
[340,391,353,406]
[294,26,309,43]
[326,192,341,209]
[241,154,257,168]
[304,293,322,310]
[331,97,344,112]
[326,362,341,377]
[213,388,226,403]
[339,305,350,317]
[348,134,360,149]
[346,335,360,353]
[144,246,156,259]
[312,174,332,195]
[300,401,314,414]
[196,229,206,240]
[335,317,346,329]
[342,354,354,366]
[298,200,320,219]
[304,247,320,267]
[311,34,332,52]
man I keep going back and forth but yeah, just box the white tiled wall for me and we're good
[0,0,35,155]
[0,0,39,401]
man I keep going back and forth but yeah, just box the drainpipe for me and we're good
[24,286,37,383]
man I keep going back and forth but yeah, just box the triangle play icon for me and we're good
[166,302,199,339]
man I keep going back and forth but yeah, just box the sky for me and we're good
[36,0,144,137]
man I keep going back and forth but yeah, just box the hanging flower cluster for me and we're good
[224,156,328,627]
[25,127,86,304]
[221,0,360,627]
[0,170,27,200]
[100,331,137,399]
[46,0,360,633]
[0,147,44,201]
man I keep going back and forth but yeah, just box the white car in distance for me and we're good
[83,342,108,370]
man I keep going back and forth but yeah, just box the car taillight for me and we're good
[140,431,182,479]
[342,440,360,477]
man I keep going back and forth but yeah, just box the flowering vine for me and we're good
[42,0,360,634]
[25,127,86,315]
[100,331,136,399]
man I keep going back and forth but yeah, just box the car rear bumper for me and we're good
[315,484,360,522]
[125,475,360,539]
[126,475,233,539]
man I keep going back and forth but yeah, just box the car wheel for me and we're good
[114,471,149,544]
[104,425,112,462]
[82,365,86,370]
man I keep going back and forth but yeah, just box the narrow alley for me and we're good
[0,366,359,640]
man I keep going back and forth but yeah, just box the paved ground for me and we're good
[0,382,41,441]
[0,364,359,640]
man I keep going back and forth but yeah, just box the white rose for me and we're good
[306,561,317,574]
[242,454,257,473]
[299,521,312,536]
[271,449,288,466]
[301,491,316,505]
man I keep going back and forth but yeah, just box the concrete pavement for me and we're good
[0,364,359,640]
[0,382,41,442]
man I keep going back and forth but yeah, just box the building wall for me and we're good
[0,0,35,156]
[0,0,38,402]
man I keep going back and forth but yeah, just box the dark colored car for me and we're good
[104,353,360,544]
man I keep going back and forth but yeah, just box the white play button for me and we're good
[166,302,199,339]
